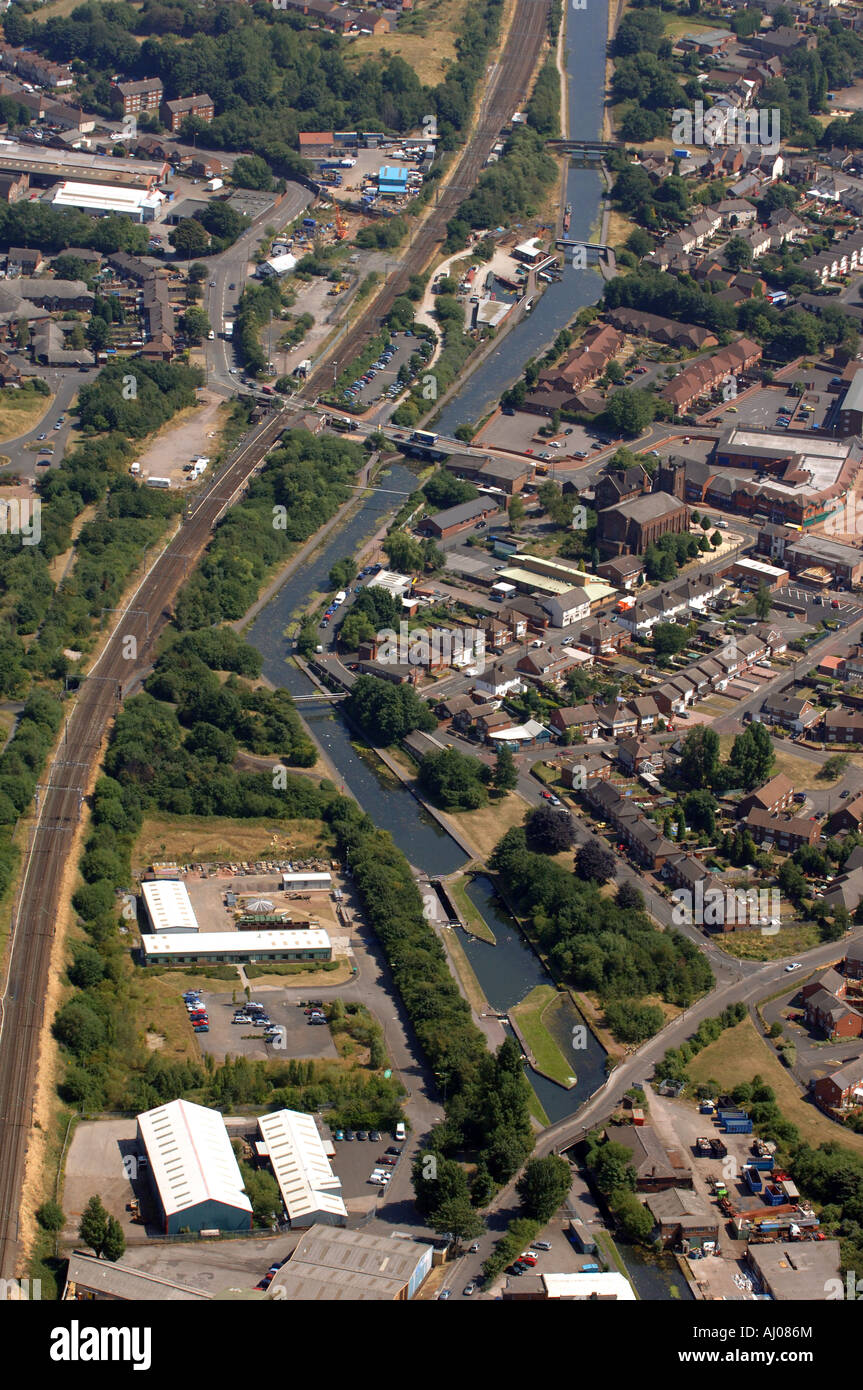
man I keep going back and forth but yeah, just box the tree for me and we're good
[592,1140,637,1195]
[79,1195,113,1257]
[382,530,423,572]
[611,1188,654,1242]
[575,839,615,884]
[36,1200,65,1232]
[169,218,210,258]
[725,235,753,271]
[652,622,691,658]
[602,388,655,437]
[728,721,775,791]
[508,496,525,530]
[418,748,487,811]
[680,726,720,789]
[430,1196,484,1248]
[492,744,518,792]
[526,802,576,853]
[181,307,211,343]
[755,582,772,621]
[516,1155,571,1222]
[616,881,644,911]
[102,1215,126,1262]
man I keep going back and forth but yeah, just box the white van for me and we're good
[395,1121,406,1141]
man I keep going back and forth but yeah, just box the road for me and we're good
[202,181,313,395]
[300,0,550,400]
[0,364,100,479]
[0,405,292,1279]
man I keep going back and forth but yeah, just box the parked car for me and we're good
[463,1283,476,1296]
[193,1024,210,1033]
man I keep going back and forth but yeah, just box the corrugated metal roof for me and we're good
[257,1110,346,1225]
[137,1100,252,1220]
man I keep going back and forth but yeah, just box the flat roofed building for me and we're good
[0,139,167,188]
[141,929,332,965]
[539,1272,635,1300]
[257,1109,347,1228]
[141,879,199,934]
[281,871,332,891]
[51,180,165,222]
[266,1225,433,1301]
[746,1240,841,1300]
[64,1250,211,1301]
[136,1099,253,1234]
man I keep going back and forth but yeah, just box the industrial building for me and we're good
[140,928,332,966]
[141,880,199,935]
[377,165,408,197]
[281,871,332,893]
[266,1226,433,1300]
[63,1251,211,1301]
[51,180,165,222]
[136,1099,253,1235]
[256,1109,347,1227]
[745,1240,841,1300]
[0,140,168,189]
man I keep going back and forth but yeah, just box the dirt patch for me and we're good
[145,1031,165,1051]
[130,391,227,486]
[132,814,332,872]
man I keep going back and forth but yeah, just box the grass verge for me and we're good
[512,985,578,1088]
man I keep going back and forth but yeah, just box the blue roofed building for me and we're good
[378,165,408,197]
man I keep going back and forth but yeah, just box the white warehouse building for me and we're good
[51,180,165,222]
[141,880,199,935]
[257,1109,347,1228]
[136,1099,253,1235]
[141,928,332,966]
[281,871,332,893]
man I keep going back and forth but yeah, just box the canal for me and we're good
[435,0,610,435]
[248,461,468,879]
[461,876,607,1123]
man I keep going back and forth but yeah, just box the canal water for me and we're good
[462,876,607,1124]
[435,0,610,435]
[248,462,468,878]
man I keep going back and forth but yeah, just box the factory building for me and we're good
[141,880,199,935]
[136,1099,253,1235]
[266,1226,434,1300]
[257,1110,347,1228]
[140,929,332,966]
[281,871,333,893]
[51,181,165,222]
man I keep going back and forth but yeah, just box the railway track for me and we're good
[0,406,289,1279]
[0,0,550,1279]
[303,0,550,400]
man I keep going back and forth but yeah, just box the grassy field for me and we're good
[662,14,719,37]
[132,814,333,873]
[715,921,822,961]
[0,389,54,442]
[512,985,578,1088]
[444,923,490,1016]
[344,0,468,85]
[445,790,529,861]
[448,873,496,944]
[687,1016,863,1155]
[717,735,822,789]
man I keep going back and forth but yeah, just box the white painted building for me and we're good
[257,1109,347,1228]
[141,879,199,934]
[136,1099,252,1234]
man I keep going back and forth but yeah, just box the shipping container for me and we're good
[744,1166,763,1194]
[722,1118,753,1134]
